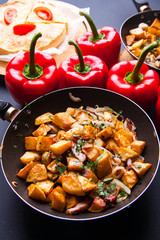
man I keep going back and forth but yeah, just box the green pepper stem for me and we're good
[68,40,91,75]
[126,41,159,84]
[79,11,99,39]
[29,32,42,75]
[23,32,43,80]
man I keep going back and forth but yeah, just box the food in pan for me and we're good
[16,105,152,215]
[0,0,68,54]
[126,18,160,68]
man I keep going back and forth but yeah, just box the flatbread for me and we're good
[27,0,68,31]
[0,1,33,26]
[0,0,68,54]
[0,22,66,54]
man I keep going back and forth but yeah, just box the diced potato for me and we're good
[81,125,97,140]
[78,175,97,192]
[65,127,82,141]
[122,170,138,189]
[46,185,65,203]
[156,30,160,37]
[17,161,37,179]
[88,196,106,212]
[97,126,114,140]
[82,144,100,162]
[28,184,46,201]
[47,172,59,182]
[66,195,79,209]
[41,151,52,166]
[106,139,118,152]
[126,34,136,46]
[50,140,72,155]
[52,112,76,130]
[32,124,51,137]
[151,18,160,30]
[61,174,86,196]
[114,120,125,131]
[96,152,112,179]
[129,39,144,50]
[117,129,133,143]
[47,159,65,174]
[130,140,146,155]
[134,47,142,57]
[55,130,66,140]
[113,131,130,147]
[83,169,98,183]
[36,136,53,151]
[132,161,152,178]
[94,137,105,147]
[26,164,47,182]
[25,137,37,150]
[75,111,91,122]
[147,26,157,35]
[35,180,54,195]
[66,107,78,116]
[116,147,139,160]
[130,27,145,39]
[51,186,66,212]
[35,112,54,125]
[67,157,84,172]
[20,151,41,164]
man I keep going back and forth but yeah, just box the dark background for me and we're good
[0,0,160,239]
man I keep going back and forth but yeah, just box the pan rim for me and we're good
[1,87,160,221]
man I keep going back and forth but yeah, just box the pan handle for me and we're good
[132,0,152,12]
[0,100,19,122]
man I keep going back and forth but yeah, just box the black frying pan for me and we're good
[0,87,159,220]
[120,0,160,73]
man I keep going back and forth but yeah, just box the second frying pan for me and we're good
[120,0,160,73]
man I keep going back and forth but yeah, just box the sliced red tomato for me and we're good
[33,6,53,21]
[4,8,17,25]
[13,23,36,35]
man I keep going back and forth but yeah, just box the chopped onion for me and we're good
[69,92,81,102]
[112,166,126,179]
[113,179,131,195]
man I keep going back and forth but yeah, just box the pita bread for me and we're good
[0,22,66,54]
[27,0,68,31]
[0,1,33,26]
[0,0,68,54]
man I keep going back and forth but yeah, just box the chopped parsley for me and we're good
[55,165,67,175]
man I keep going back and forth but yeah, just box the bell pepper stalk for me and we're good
[5,32,58,105]
[76,11,121,69]
[58,40,108,89]
[106,41,160,111]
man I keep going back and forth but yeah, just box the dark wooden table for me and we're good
[0,1,160,239]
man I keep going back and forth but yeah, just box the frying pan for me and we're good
[120,0,160,73]
[0,87,159,220]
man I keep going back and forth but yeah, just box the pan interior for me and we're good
[1,87,160,220]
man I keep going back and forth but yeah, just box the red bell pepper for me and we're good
[76,11,121,69]
[58,40,108,89]
[155,97,160,133]
[106,41,160,111]
[154,86,160,133]
[5,32,58,105]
